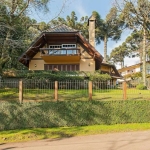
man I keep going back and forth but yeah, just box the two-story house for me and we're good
[118,61,150,80]
[19,15,121,82]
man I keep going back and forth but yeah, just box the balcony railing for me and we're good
[40,48,80,56]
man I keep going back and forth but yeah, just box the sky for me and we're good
[29,0,140,69]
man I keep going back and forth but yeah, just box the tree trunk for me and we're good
[142,28,146,86]
[104,35,108,62]
[0,30,11,74]
[121,59,124,68]
[139,42,143,63]
[0,63,2,77]
[120,60,124,68]
[140,52,143,63]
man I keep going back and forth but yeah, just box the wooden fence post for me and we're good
[19,80,23,104]
[89,81,92,100]
[123,81,127,100]
[55,81,58,101]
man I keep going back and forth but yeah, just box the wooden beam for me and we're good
[89,81,92,100]
[19,80,23,104]
[43,34,48,43]
[55,81,58,101]
[123,81,127,100]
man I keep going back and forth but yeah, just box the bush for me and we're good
[3,70,111,82]
[136,84,147,90]
[1,100,150,131]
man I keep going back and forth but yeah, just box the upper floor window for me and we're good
[62,44,76,54]
[49,44,77,55]
[49,45,62,55]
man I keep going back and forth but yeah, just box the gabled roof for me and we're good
[118,61,150,72]
[46,24,78,32]
[101,62,122,78]
[18,24,103,68]
[118,64,140,72]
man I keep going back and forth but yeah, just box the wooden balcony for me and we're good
[40,48,81,63]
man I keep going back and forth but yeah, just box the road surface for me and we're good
[1,130,150,150]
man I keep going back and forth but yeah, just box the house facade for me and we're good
[118,61,150,79]
[19,24,103,72]
[19,15,121,81]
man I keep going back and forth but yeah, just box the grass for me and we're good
[93,88,150,100]
[0,88,150,101]
[0,123,150,143]
[0,88,18,101]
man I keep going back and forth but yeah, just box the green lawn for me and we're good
[0,88,150,101]
[0,88,18,101]
[93,88,150,100]
[0,123,150,143]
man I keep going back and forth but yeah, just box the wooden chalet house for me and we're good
[19,15,121,82]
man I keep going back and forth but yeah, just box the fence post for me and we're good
[19,80,23,104]
[89,81,92,100]
[55,81,58,101]
[123,81,127,100]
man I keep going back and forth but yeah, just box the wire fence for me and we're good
[0,81,19,101]
[23,79,54,101]
[126,80,150,100]
[57,80,88,101]
[0,79,150,102]
[92,81,123,101]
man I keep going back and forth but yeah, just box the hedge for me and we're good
[0,100,150,131]
[2,70,111,81]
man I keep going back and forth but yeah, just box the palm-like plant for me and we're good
[110,42,129,68]
[94,7,124,62]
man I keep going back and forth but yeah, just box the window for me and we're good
[44,64,79,71]
[62,44,76,48]
[49,44,77,55]
[62,44,76,54]
[49,45,62,55]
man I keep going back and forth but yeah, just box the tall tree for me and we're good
[110,42,129,68]
[66,11,78,29]
[125,31,143,61]
[115,0,150,86]
[94,7,124,62]
[48,11,89,39]
[0,0,52,74]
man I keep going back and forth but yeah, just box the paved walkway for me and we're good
[1,130,150,150]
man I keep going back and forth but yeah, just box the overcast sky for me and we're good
[29,0,140,69]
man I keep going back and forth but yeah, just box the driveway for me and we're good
[1,130,150,150]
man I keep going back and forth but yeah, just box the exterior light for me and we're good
[35,64,37,67]
[88,62,93,66]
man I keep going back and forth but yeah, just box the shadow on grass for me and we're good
[92,97,112,100]
[1,147,16,150]
[131,97,143,100]
[31,128,76,140]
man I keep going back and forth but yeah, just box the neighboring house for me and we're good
[118,61,150,80]
[19,15,121,83]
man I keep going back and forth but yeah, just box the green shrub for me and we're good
[0,100,150,131]
[3,70,111,82]
[136,84,147,90]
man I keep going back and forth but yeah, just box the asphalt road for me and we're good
[1,130,150,150]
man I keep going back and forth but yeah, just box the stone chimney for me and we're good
[88,15,96,47]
